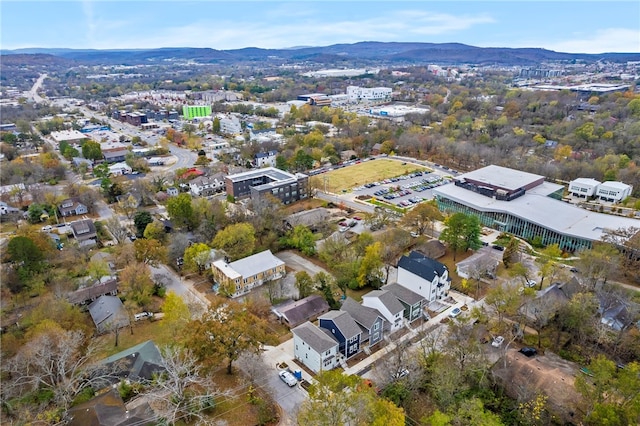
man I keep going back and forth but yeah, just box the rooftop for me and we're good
[226,167,306,184]
[319,310,362,338]
[362,289,404,314]
[292,322,338,354]
[456,165,544,191]
[382,283,425,305]
[214,250,284,280]
[340,297,384,329]
[434,183,640,242]
[398,251,448,281]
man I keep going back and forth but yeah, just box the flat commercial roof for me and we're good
[434,184,640,242]
[226,167,298,183]
[456,165,543,191]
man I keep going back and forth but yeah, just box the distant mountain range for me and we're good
[2,42,639,66]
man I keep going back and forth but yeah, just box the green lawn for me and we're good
[310,159,428,193]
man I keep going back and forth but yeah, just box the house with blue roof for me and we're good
[397,251,450,302]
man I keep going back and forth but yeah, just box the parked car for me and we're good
[570,267,579,273]
[391,368,409,379]
[134,312,153,321]
[41,225,53,232]
[525,279,537,288]
[491,336,505,347]
[519,347,537,357]
[279,370,297,387]
[410,231,419,238]
[449,307,462,318]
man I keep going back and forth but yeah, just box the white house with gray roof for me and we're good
[361,290,405,334]
[382,283,425,323]
[291,322,339,374]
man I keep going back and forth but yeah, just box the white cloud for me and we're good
[542,28,640,54]
[91,9,496,50]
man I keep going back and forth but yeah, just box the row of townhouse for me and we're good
[291,251,450,373]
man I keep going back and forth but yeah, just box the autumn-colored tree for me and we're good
[143,220,166,242]
[183,242,212,274]
[295,270,314,299]
[297,370,405,426]
[133,238,168,266]
[400,200,443,236]
[211,222,256,261]
[166,193,197,230]
[161,291,191,335]
[357,242,384,289]
[183,297,275,374]
[119,262,155,307]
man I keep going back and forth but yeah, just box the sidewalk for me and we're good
[343,291,475,376]
[261,291,476,383]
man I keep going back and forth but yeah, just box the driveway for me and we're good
[275,251,331,277]
[149,264,209,311]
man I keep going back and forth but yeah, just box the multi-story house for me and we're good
[211,250,285,298]
[292,322,339,374]
[189,174,226,197]
[382,283,425,323]
[340,297,385,349]
[254,150,278,168]
[397,251,451,302]
[362,289,405,334]
[318,310,362,360]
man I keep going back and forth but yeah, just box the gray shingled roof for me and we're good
[383,283,425,306]
[363,290,404,314]
[319,310,361,339]
[276,295,330,328]
[340,297,384,330]
[292,322,338,354]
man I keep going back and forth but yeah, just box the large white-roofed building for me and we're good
[434,165,640,252]
[211,250,285,298]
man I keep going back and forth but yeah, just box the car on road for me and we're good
[410,231,419,238]
[353,216,362,221]
[449,307,462,318]
[491,336,505,347]
[41,225,53,232]
[519,347,537,357]
[279,370,298,387]
[570,267,579,273]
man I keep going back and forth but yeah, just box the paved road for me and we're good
[27,73,48,104]
[315,191,375,214]
[150,264,210,311]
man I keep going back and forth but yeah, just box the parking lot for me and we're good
[352,170,453,208]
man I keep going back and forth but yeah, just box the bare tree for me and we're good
[1,327,114,412]
[105,216,128,244]
[146,346,221,425]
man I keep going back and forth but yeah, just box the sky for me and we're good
[1,1,639,54]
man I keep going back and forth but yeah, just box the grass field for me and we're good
[310,159,427,193]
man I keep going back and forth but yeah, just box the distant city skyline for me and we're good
[1,1,639,54]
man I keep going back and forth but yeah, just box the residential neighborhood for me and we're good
[1,9,640,424]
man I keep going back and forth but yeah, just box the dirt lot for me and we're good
[309,159,425,193]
